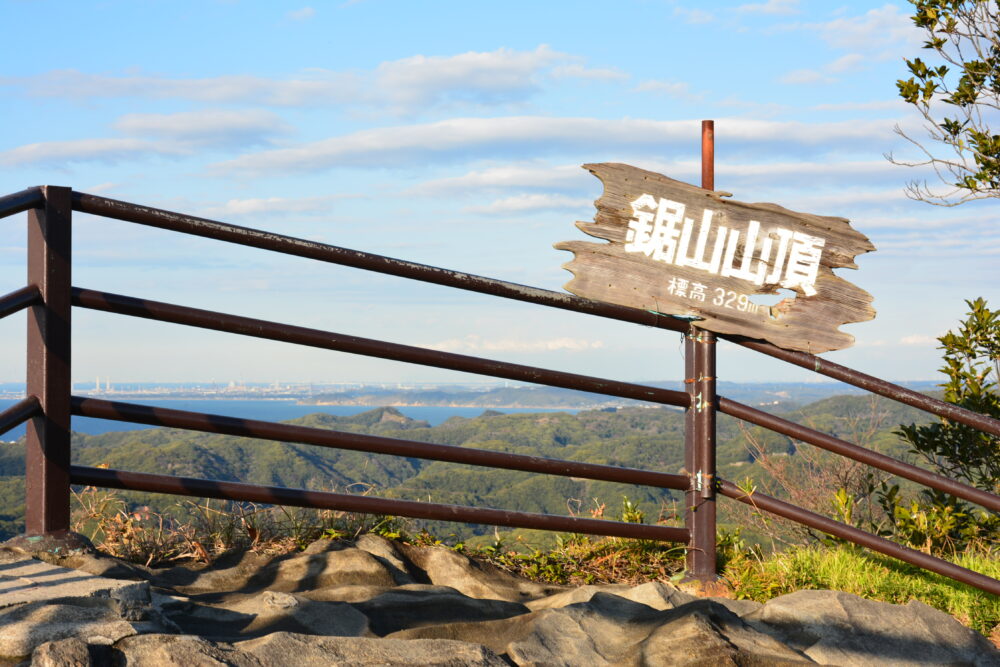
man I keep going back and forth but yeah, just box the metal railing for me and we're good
[2,178,999,596]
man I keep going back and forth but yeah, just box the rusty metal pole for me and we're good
[684,121,718,581]
[25,186,72,536]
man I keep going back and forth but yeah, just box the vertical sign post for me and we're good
[25,186,72,535]
[684,121,718,581]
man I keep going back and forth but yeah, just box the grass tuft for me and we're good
[722,543,1000,634]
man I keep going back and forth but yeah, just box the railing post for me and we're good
[25,186,72,536]
[684,120,718,581]
[684,326,717,580]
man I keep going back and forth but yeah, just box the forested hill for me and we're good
[0,394,933,540]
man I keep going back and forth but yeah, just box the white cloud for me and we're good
[413,158,910,201]
[778,187,910,211]
[810,100,904,112]
[674,7,714,24]
[424,335,604,353]
[780,52,865,85]
[412,164,588,195]
[900,334,939,346]
[737,0,799,15]
[549,64,628,81]
[216,116,898,174]
[374,46,564,109]
[623,157,914,191]
[114,110,289,147]
[5,47,623,114]
[780,5,921,57]
[288,6,315,20]
[3,69,363,106]
[83,182,118,194]
[464,193,593,215]
[201,194,357,218]
[826,53,865,74]
[0,138,183,167]
[632,79,696,99]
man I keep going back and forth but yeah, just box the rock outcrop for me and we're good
[1,537,997,666]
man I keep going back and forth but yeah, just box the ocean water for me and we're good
[0,398,577,441]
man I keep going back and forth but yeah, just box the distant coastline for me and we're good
[300,399,629,409]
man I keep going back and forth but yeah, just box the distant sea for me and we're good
[0,398,577,441]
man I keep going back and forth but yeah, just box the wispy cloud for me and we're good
[826,53,865,74]
[463,193,593,215]
[287,7,315,21]
[737,0,799,15]
[631,79,699,100]
[373,46,562,110]
[0,138,183,167]
[4,46,624,115]
[412,164,588,195]
[810,100,904,112]
[114,110,289,147]
[201,194,358,218]
[777,4,921,58]
[673,6,714,24]
[780,52,866,85]
[900,334,939,346]
[550,64,627,81]
[216,116,899,174]
[2,69,363,106]
[424,335,604,353]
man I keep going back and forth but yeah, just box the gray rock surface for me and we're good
[238,632,509,666]
[29,637,94,667]
[113,633,262,666]
[2,537,997,666]
[352,585,529,635]
[632,599,813,666]
[166,590,372,640]
[746,589,1000,666]
[399,542,566,602]
[0,600,137,661]
[0,550,149,608]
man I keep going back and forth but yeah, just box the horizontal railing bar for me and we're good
[719,397,1000,512]
[71,465,690,543]
[726,335,1000,438]
[71,192,1000,438]
[0,187,43,220]
[717,478,1000,596]
[0,396,40,438]
[72,287,689,408]
[0,285,41,320]
[72,396,690,491]
[72,191,689,334]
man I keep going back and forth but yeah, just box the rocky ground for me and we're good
[1,534,997,666]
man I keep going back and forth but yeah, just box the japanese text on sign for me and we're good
[665,277,767,315]
[623,194,826,296]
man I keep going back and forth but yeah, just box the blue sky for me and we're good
[1,0,997,387]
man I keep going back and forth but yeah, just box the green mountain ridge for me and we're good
[0,396,935,541]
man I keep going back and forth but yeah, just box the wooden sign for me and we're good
[555,163,876,353]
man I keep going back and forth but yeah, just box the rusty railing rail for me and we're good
[2,175,998,595]
[0,397,41,439]
[0,187,43,220]
[72,397,690,492]
[71,288,688,409]
[0,286,41,319]
[70,191,1000,437]
[71,465,689,543]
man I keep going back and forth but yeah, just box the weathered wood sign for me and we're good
[555,163,876,353]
